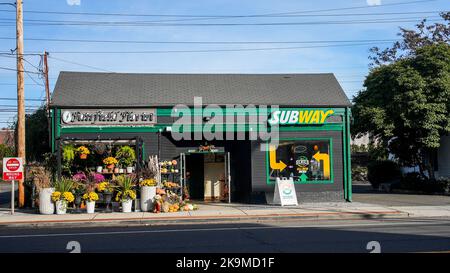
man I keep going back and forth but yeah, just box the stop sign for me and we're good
[2,157,23,181]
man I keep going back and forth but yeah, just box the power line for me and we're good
[0,66,42,74]
[0,97,45,101]
[48,56,114,72]
[39,41,395,54]
[0,16,442,27]
[0,0,437,18]
[0,37,401,45]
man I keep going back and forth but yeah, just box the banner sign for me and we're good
[2,157,23,181]
[268,109,334,125]
[273,177,298,206]
[61,109,157,126]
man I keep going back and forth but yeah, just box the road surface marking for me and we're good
[0,220,449,239]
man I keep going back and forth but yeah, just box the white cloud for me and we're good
[67,0,81,6]
[366,0,381,6]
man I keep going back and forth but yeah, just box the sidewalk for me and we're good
[0,202,413,228]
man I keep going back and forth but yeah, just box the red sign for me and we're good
[2,157,23,181]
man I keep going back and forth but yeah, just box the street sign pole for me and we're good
[11,180,14,214]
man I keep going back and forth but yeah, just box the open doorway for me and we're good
[182,152,230,203]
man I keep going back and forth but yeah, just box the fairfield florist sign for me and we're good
[268,109,334,125]
[61,109,157,126]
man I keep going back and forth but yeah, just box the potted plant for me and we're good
[97,181,115,213]
[103,157,118,172]
[52,177,75,215]
[116,146,136,174]
[139,178,157,212]
[115,175,137,213]
[62,145,75,175]
[76,146,90,160]
[71,181,86,214]
[30,166,54,215]
[83,191,99,214]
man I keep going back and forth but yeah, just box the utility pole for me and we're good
[16,0,25,208]
[43,51,51,145]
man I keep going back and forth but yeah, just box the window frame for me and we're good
[265,137,334,185]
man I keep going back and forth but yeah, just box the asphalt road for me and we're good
[0,217,449,253]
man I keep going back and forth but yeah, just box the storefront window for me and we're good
[268,139,332,183]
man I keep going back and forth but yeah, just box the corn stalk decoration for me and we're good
[148,155,161,187]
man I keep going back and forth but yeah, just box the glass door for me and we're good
[224,152,231,203]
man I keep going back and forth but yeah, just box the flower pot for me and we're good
[96,166,103,173]
[80,154,87,160]
[39,187,55,215]
[103,192,113,213]
[126,166,133,173]
[140,186,156,212]
[114,167,119,174]
[86,201,96,214]
[107,164,114,171]
[56,200,68,215]
[122,199,133,213]
[119,168,124,174]
[72,194,82,214]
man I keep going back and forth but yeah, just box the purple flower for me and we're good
[90,172,105,183]
[73,172,87,182]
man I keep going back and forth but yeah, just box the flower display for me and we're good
[63,192,75,203]
[73,172,87,182]
[51,191,61,202]
[51,191,74,203]
[82,191,99,202]
[97,181,114,193]
[89,172,105,183]
[115,189,136,202]
[103,157,118,166]
[140,178,156,187]
[76,146,90,155]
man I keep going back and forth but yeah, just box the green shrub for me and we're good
[393,173,450,193]
[367,160,401,189]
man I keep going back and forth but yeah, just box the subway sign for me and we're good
[268,109,334,125]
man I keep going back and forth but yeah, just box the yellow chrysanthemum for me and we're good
[98,181,108,192]
[62,191,75,203]
[140,178,156,187]
[51,191,61,202]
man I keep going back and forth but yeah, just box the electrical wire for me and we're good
[0,37,401,45]
[0,0,437,18]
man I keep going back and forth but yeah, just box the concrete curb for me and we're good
[0,210,410,229]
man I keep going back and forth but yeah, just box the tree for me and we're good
[13,107,50,162]
[353,43,450,180]
[370,12,449,66]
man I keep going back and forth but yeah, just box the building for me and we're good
[0,128,14,147]
[49,72,352,203]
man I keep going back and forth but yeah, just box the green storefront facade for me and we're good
[50,72,352,203]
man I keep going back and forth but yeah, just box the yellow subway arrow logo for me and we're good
[269,145,287,171]
[312,151,330,179]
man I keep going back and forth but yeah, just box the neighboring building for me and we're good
[49,72,352,203]
[0,128,14,147]
[437,135,450,178]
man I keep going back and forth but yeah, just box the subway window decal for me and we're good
[267,139,333,184]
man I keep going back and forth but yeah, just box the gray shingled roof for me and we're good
[50,71,351,107]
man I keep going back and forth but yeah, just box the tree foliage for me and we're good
[353,43,450,179]
[369,12,449,66]
[13,107,50,162]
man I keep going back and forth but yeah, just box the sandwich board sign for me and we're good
[273,177,298,206]
[2,157,23,215]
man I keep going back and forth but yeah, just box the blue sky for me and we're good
[0,0,448,126]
